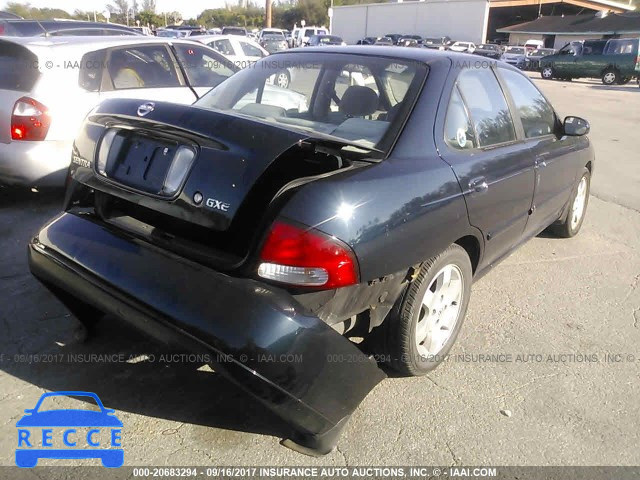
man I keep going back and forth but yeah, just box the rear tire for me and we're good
[367,244,472,376]
[548,167,590,238]
[602,68,619,85]
[275,70,290,89]
[541,66,554,79]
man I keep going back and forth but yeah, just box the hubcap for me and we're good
[276,73,289,88]
[415,264,464,357]
[604,72,616,84]
[542,67,552,78]
[571,176,588,230]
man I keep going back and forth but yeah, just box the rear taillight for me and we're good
[11,97,51,141]
[258,220,359,289]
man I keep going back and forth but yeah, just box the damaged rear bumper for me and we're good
[28,213,386,454]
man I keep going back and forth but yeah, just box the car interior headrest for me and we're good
[339,86,379,117]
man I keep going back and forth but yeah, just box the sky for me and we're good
[1,0,228,19]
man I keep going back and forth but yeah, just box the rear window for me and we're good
[195,52,427,153]
[0,42,40,91]
[605,39,638,55]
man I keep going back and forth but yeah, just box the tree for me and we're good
[141,0,156,12]
[138,9,163,28]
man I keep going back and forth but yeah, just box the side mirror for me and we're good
[563,116,590,136]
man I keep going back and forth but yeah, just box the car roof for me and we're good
[196,34,251,42]
[0,35,206,56]
[277,46,526,73]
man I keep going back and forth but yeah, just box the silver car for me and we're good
[501,46,527,69]
[0,36,304,187]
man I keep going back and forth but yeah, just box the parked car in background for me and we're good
[524,47,556,71]
[156,28,185,38]
[197,34,268,68]
[130,26,153,36]
[449,41,476,53]
[399,38,419,48]
[166,25,206,37]
[305,34,345,46]
[473,43,502,59]
[422,36,452,50]
[258,28,285,42]
[356,36,377,45]
[207,27,222,35]
[524,39,544,52]
[29,46,594,458]
[294,26,328,47]
[0,19,141,37]
[221,26,247,36]
[0,36,239,187]
[283,29,292,46]
[399,34,422,45]
[259,30,288,53]
[540,38,640,85]
[0,10,22,19]
[374,36,394,46]
[384,33,404,45]
[501,46,527,69]
[289,27,300,47]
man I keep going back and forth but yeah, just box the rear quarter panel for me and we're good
[279,57,481,281]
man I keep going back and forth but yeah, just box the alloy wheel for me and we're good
[415,264,464,357]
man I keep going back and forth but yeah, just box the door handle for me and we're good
[469,177,489,193]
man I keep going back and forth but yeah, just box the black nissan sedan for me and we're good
[29,47,594,456]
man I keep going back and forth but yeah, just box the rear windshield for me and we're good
[194,52,427,153]
[506,47,525,54]
[605,39,638,55]
[0,42,40,91]
[222,27,246,35]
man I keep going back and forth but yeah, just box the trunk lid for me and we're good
[81,98,310,231]
[70,98,363,263]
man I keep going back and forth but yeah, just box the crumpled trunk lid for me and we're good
[77,98,310,232]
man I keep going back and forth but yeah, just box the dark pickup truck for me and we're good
[540,38,640,84]
[29,47,594,456]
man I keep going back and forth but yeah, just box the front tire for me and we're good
[369,244,473,376]
[549,167,591,238]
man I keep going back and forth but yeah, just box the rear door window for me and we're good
[211,39,234,56]
[239,40,264,58]
[457,68,516,147]
[444,87,476,150]
[78,49,106,92]
[498,68,556,138]
[173,44,235,88]
[0,42,39,91]
[105,45,180,90]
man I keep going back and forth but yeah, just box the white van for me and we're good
[295,26,328,47]
[524,39,544,52]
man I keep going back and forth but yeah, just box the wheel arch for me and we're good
[454,234,481,274]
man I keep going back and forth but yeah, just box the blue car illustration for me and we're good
[16,391,123,468]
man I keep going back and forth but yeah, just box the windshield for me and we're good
[506,47,525,54]
[194,53,427,152]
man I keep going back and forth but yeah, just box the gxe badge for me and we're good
[137,102,155,117]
